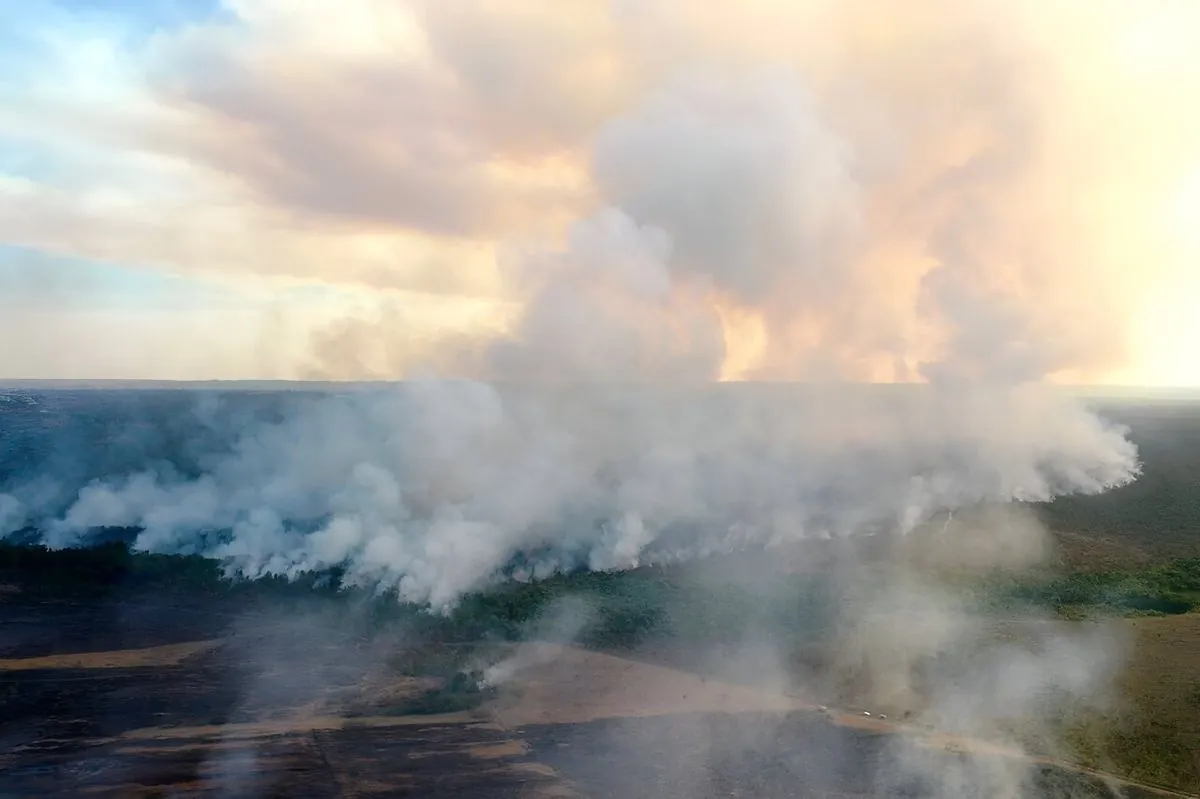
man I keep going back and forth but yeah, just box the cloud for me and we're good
[0,0,1198,381]
[140,0,609,236]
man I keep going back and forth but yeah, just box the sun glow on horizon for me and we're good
[1123,166,1200,388]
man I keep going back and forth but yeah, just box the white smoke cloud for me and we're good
[592,67,862,307]
[18,381,1135,609]
[485,207,725,382]
[2,69,1143,615]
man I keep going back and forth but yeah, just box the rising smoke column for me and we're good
[0,4,1176,796]
[1,69,1141,610]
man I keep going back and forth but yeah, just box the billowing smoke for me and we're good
[0,9,1157,794]
[2,69,1140,610]
[1,378,1135,608]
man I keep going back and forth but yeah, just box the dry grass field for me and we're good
[1059,614,1200,793]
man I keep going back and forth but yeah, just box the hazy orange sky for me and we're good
[1,0,1198,385]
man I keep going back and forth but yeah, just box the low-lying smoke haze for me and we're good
[0,383,1139,607]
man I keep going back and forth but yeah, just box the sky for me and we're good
[1,0,1198,385]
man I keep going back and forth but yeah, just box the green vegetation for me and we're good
[983,558,1200,618]
[390,671,496,716]
[3,539,1197,636]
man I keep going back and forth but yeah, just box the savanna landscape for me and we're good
[2,390,1199,797]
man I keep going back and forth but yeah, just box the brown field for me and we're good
[2,564,1199,796]
[0,640,221,671]
[488,642,811,727]
[1064,614,1200,793]
[2,615,1190,798]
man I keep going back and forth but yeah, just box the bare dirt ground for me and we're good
[488,641,1195,798]
[487,642,811,727]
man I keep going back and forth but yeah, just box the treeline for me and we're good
[0,539,341,601]
[430,568,836,651]
[0,541,838,652]
[2,541,1197,644]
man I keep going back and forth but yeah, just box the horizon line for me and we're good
[1,378,1198,395]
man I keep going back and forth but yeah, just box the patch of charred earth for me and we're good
[0,591,234,660]
[0,596,239,769]
[2,720,568,797]
[0,594,567,796]
[0,659,245,745]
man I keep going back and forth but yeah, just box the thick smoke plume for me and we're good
[5,382,1135,610]
[2,69,1141,609]
[0,6,1158,794]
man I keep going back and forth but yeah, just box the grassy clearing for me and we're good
[1062,614,1200,793]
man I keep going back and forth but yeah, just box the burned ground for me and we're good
[1,591,1189,797]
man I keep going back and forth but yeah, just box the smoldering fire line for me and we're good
[1,382,1137,608]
